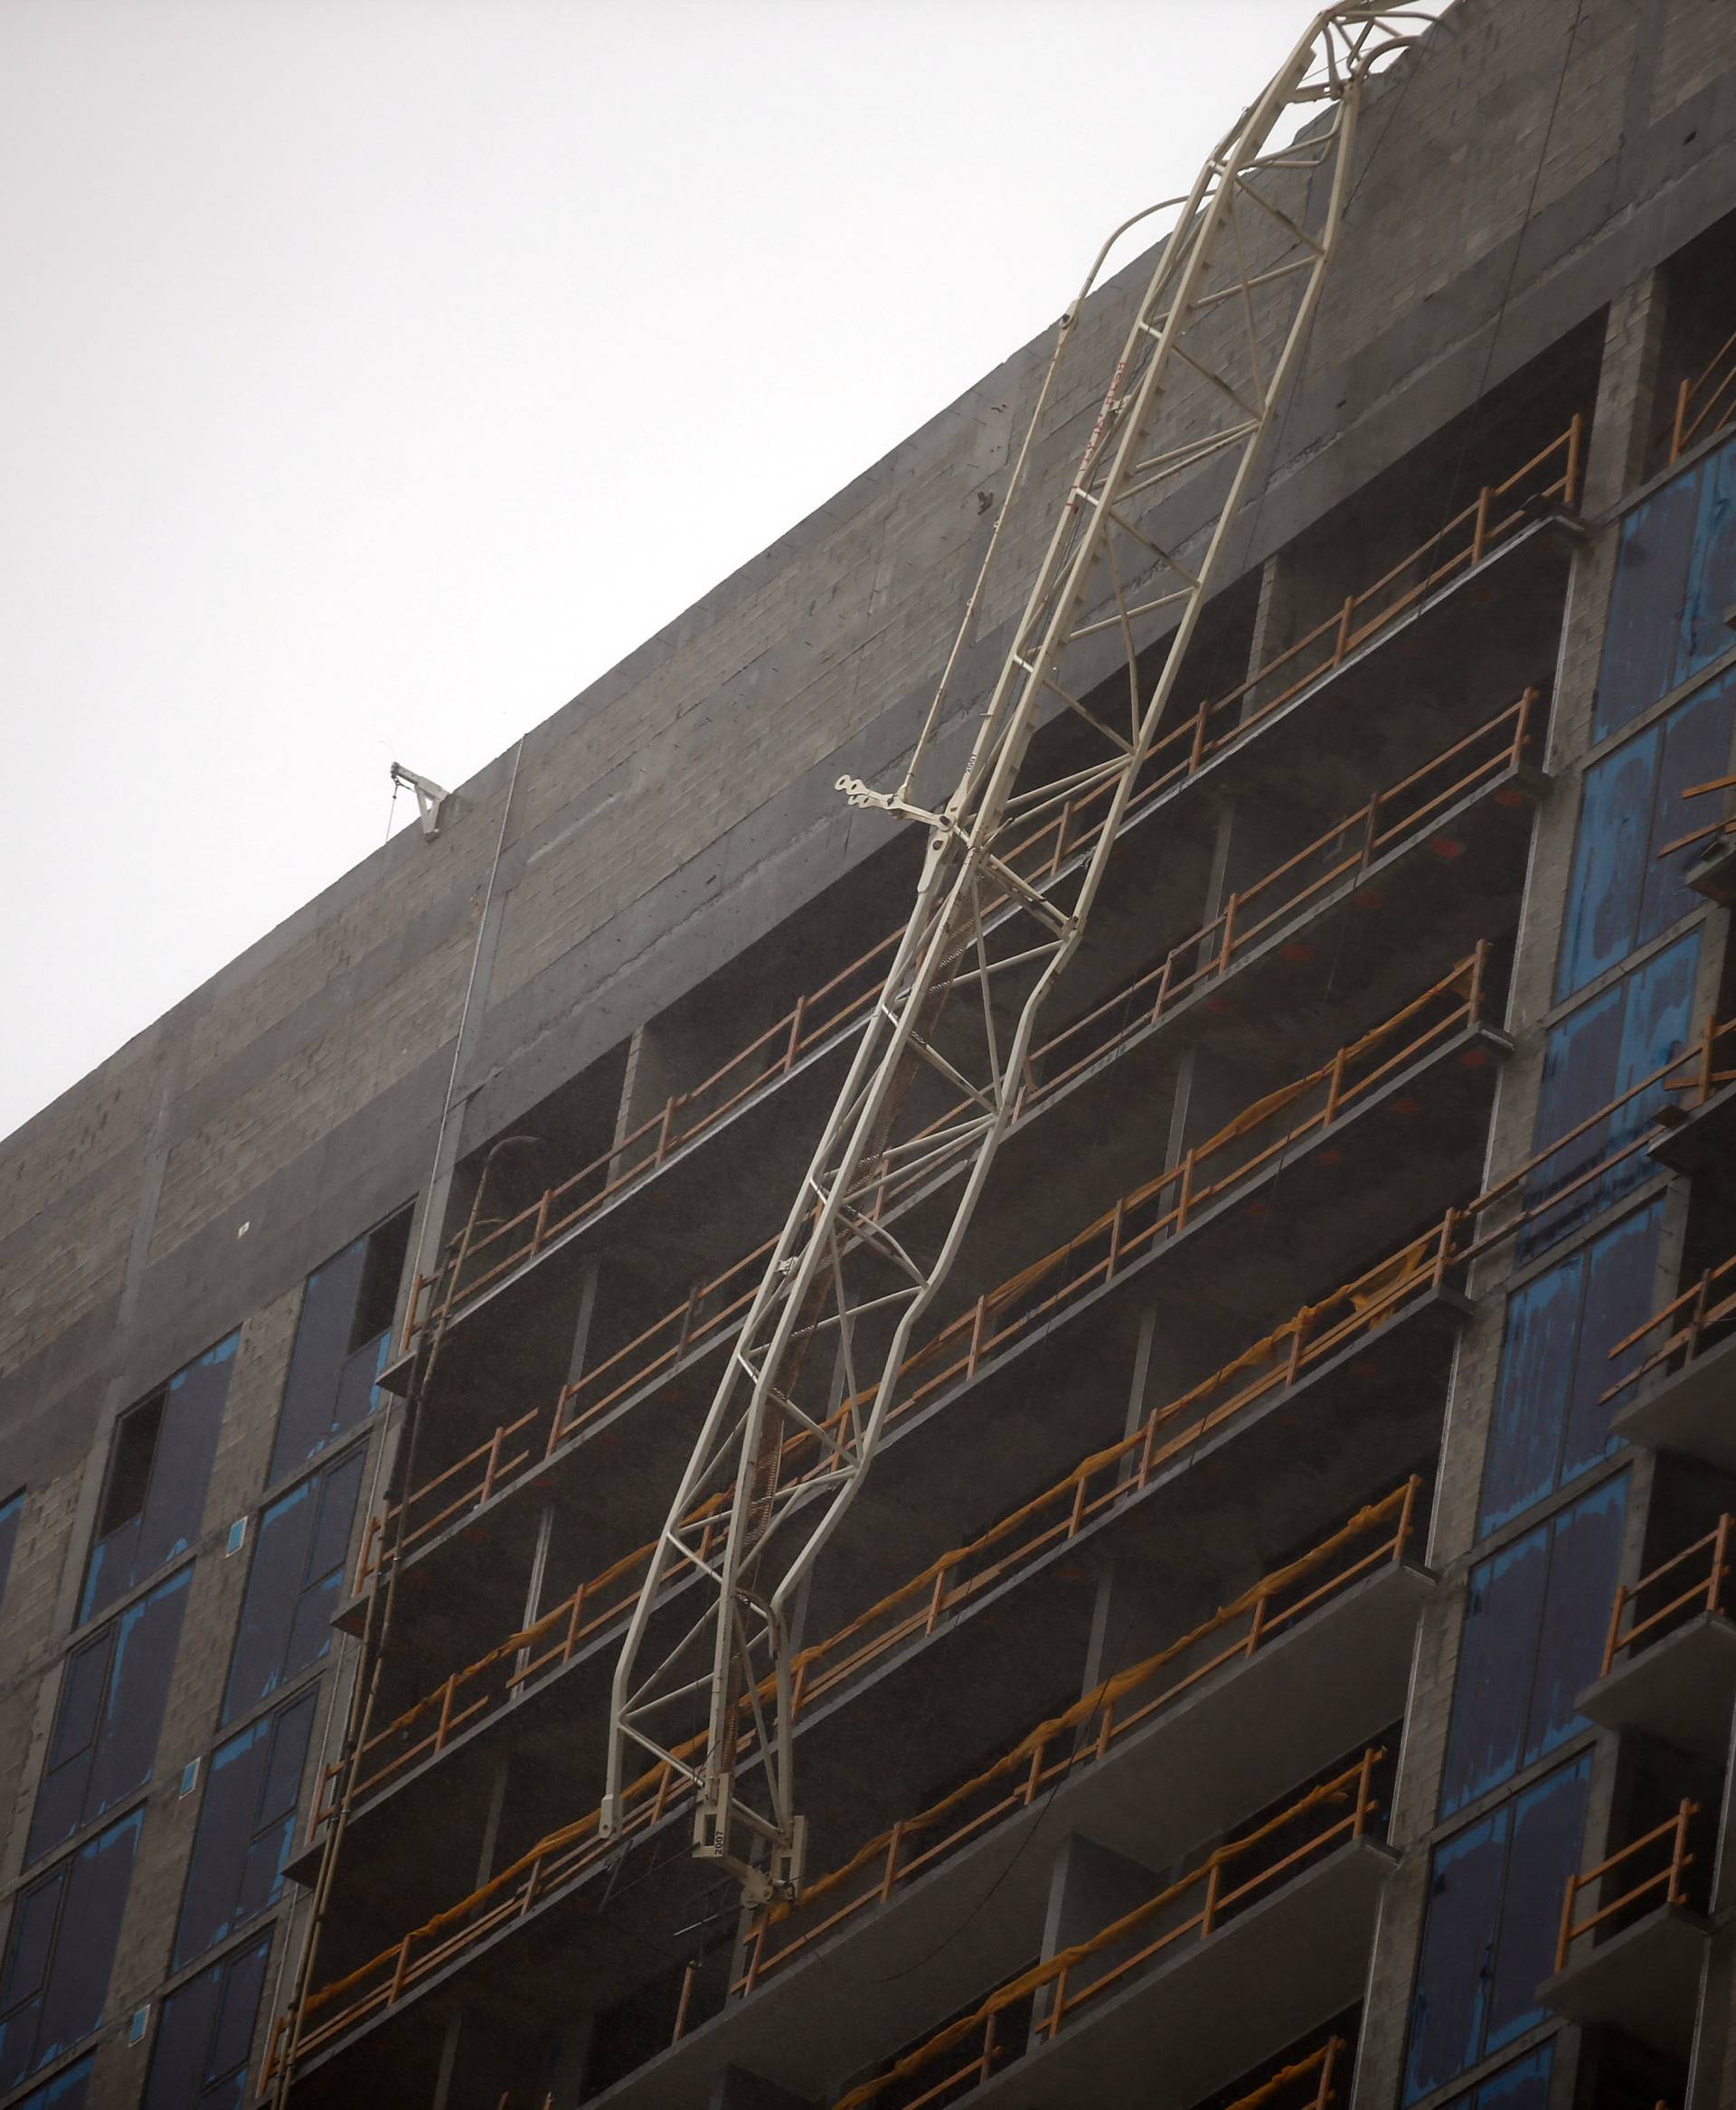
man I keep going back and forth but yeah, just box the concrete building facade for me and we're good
[6,4,1736,2107]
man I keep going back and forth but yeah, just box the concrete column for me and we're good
[1346,268,1685,2110]
[1580,269,1672,519]
[708,2068,819,2110]
[1031,1832,1162,2040]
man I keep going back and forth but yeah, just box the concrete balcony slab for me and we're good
[632,1561,1428,2105]
[1650,1079,1736,1177]
[1541,1905,1711,2060]
[391,514,1570,1388]
[1614,1330,1736,1474]
[590,1839,1392,2110]
[1576,1611,1736,1763]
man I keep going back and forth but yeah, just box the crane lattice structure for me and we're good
[604,4,1431,1902]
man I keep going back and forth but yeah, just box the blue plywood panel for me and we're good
[1526,1475,1628,1767]
[1640,672,1736,944]
[1440,1527,1549,1817]
[271,1237,370,1484]
[1441,2045,1554,2110]
[144,1936,270,2110]
[0,1493,22,1614]
[1598,466,1703,740]
[1561,1203,1665,1482]
[1404,1810,1508,2103]
[1480,1256,1582,1535]
[1525,983,1622,1253]
[1487,1754,1593,2051]
[1557,726,1661,998]
[1679,437,1736,686]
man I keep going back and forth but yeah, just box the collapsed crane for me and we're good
[604,4,1431,1902]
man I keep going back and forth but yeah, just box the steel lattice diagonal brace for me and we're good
[604,5,1434,1903]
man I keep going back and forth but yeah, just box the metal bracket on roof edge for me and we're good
[391,762,451,842]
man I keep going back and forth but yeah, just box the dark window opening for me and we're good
[81,1334,238,1624]
[143,1934,270,2110]
[28,1567,192,1864]
[0,1810,141,2091]
[97,1395,163,1540]
[175,1688,316,1968]
[222,1448,365,1724]
[269,1210,410,1484]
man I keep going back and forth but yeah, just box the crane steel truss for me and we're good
[605,5,1428,1901]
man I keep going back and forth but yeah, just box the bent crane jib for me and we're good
[603,5,1431,1902]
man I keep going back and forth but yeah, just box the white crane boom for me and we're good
[604,5,1429,1901]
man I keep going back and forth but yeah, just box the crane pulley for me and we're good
[604,4,1430,1903]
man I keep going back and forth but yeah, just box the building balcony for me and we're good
[373,691,1543,1612]
[1647,1016,1736,1177]
[292,1225,1461,1949]
[276,1493,1422,2100]
[1542,1798,1711,2062]
[388,427,1582,1372]
[588,1750,1393,2110]
[1579,1516,1736,1763]
[1612,1240,1736,1473]
[359,946,1506,1681]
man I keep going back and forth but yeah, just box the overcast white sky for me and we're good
[0,0,1439,1139]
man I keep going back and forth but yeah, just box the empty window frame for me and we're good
[1439,2043,1553,2110]
[222,1446,365,1724]
[0,1810,142,2092]
[0,1489,23,1614]
[269,1209,410,1485]
[1441,1474,1628,1816]
[1526,935,1698,1255]
[1597,430,1736,741]
[27,1565,193,1864]
[1558,670,1734,997]
[1403,1754,1592,2103]
[81,1334,238,1624]
[142,1934,270,2110]
[175,1687,316,1968]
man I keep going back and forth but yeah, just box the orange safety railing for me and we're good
[1555,1798,1700,1973]
[828,1749,1384,2110]
[1220,2039,1348,2110]
[1671,331,1736,463]
[373,947,1493,1579]
[735,1481,1420,1998]
[277,1007,1736,2076]
[328,1192,1454,1819]
[334,994,1736,1823]
[1600,1516,1736,1680]
[402,425,1582,1346]
[1601,1245,1736,1408]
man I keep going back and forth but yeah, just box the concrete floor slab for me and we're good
[1541,1905,1711,2059]
[1615,1330,1736,1474]
[1576,1612,1736,1762]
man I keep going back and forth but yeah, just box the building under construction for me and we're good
[8,3,1736,2106]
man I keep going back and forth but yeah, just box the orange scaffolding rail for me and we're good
[1600,1516,1736,1680]
[373,947,1493,1582]
[1671,331,1736,463]
[402,426,1580,1347]
[735,1481,1420,1999]
[827,1748,1383,2110]
[1555,1798,1699,1972]
[1221,2039,1348,2110]
[331,994,1733,1828]
[279,1004,1736,2076]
